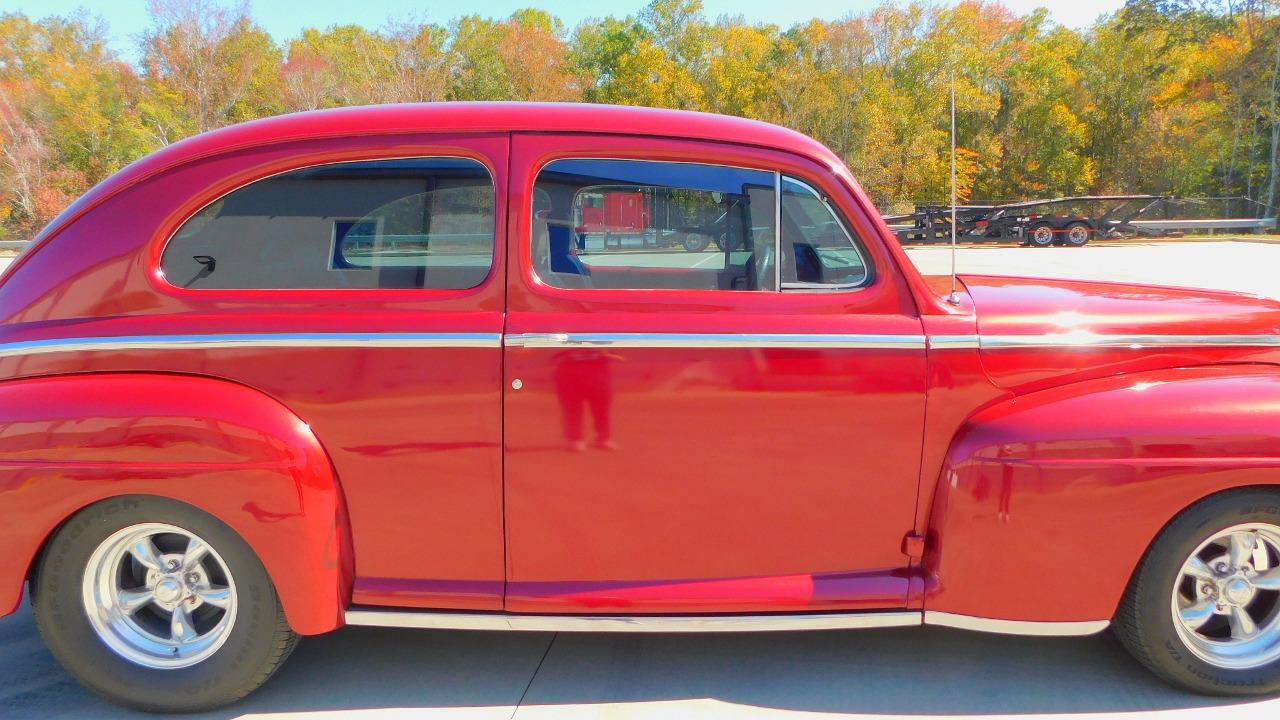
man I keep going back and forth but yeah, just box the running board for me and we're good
[344,608,1109,636]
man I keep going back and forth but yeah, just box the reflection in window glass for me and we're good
[781,177,869,288]
[162,158,494,289]
[532,159,776,291]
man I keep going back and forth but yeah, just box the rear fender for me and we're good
[0,373,351,635]
[925,365,1280,623]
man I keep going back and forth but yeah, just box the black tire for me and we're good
[1027,222,1055,247]
[31,495,298,712]
[1115,488,1280,695]
[1063,222,1092,247]
[682,233,712,252]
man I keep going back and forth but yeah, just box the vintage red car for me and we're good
[2,102,1280,711]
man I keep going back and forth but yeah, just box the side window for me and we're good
[532,159,776,291]
[780,176,870,289]
[162,158,495,290]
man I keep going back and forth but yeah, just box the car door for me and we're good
[149,134,510,611]
[502,133,927,614]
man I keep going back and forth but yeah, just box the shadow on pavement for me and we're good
[1,595,1264,719]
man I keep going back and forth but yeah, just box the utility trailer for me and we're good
[885,195,1169,246]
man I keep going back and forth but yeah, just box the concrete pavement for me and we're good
[905,239,1280,299]
[4,595,1277,720]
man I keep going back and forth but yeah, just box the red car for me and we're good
[2,103,1280,711]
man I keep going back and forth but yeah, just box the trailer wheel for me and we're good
[1064,222,1092,247]
[1027,223,1055,247]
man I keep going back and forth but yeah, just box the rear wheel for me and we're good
[682,233,712,252]
[32,496,297,712]
[1115,489,1280,695]
[1064,222,1092,247]
[1027,223,1055,247]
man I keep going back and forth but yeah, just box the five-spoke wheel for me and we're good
[1117,490,1280,695]
[82,523,238,669]
[32,496,296,712]
[1172,524,1280,669]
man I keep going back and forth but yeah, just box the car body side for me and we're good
[2,103,1279,634]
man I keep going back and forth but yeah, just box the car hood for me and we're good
[959,274,1280,392]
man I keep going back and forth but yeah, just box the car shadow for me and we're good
[1,596,1268,719]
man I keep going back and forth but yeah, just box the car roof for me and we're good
[32,102,842,248]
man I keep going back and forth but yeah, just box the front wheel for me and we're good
[31,495,298,712]
[1115,489,1280,695]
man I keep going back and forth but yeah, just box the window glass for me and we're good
[780,176,869,289]
[532,159,776,291]
[162,158,494,290]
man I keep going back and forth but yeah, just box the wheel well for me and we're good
[1120,484,1280,601]
[25,493,247,595]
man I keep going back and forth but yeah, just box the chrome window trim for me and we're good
[924,611,1109,637]
[528,158,877,294]
[0,332,501,359]
[773,170,782,292]
[980,334,1280,350]
[504,332,926,350]
[346,608,922,633]
[778,175,872,292]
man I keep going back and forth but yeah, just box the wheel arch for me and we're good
[0,372,353,635]
[923,365,1280,624]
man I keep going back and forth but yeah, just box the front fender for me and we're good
[0,373,351,635]
[925,365,1280,623]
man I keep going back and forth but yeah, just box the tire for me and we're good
[1115,488,1280,695]
[31,495,298,712]
[1027,223,1055,247]
[1063,222,1092,247]
[682,233,712,252]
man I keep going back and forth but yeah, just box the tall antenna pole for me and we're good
[947,72,961,305]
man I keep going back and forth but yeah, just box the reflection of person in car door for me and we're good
[552,349,619,451]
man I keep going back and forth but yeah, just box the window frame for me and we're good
[527,156,875,295]
[155,154,500,295]
[778,175,874,293]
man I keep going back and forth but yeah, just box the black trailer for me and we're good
[887,195,1169,246]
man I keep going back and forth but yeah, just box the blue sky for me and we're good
[7,0,1128,61]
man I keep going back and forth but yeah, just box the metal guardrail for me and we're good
[0,241,30,250]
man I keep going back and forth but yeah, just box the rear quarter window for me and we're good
[161,158,495,290]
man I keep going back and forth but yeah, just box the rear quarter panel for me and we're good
[0,373,350,634]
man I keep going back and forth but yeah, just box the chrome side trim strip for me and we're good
[924,611,1109,636]
[346,608,1110,636]
[0,332,502,359]
[504,333,927,350]
[345,609,923,633]
[927,335,981,350]
[980,334,1280,350]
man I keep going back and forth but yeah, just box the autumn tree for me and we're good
[4,0,1280,238]
[0,13,149,237]
[141,0,282,137]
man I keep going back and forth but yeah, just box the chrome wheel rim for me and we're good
[82,523,238,669]
[1171,523,1280,669]
[1032,226,1053,244]
[1067,226,1089,244]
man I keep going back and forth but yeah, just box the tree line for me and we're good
[1,0,1278,239]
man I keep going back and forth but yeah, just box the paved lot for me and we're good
[3,239,1280,719]
[906,239,1280,298]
